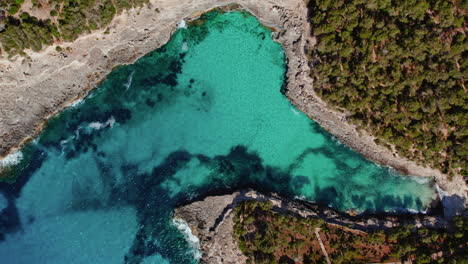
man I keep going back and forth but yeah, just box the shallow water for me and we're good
[0,11,435,263]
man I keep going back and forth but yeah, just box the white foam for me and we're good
[411,176,431,184]
[67,98,83,108]
[0,151,23,168]
[125,71,135,91]
[75,126,81,140]
[60,137,73,148]
[329,135,343,145]
[108,116,116,127]
[289,105,300,116]
[294,195,306,201]
[172,218,202,260]
[56,126,82,155]
[436,184,449,199]
[59,133,77,155]
[88,116,116,131]
[88,122,104,130]
[391,207,428,214]
[404,208,422,214]
[181,41,188,52]
[394,171,432,185]
[177,19,187,29]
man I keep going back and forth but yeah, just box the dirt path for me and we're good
[315,228,332,264]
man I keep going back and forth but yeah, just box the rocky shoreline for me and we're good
[174,190,451,264]
[0,0,465,200]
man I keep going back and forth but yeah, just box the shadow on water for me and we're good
[306,122,428,211]
[107,143,428,262]
[0,139,430,261]
[0,148,46,239]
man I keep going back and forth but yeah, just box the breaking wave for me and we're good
[177,19,187,29]
[125,71,135,91]
[172,219,202,260]
[0,150,23,168]
[67,98,84,108]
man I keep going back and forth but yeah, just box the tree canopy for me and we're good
[234,200,468,264]
[308,0,467,178]
[0,0,150,57]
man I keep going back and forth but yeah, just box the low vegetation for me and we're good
[0,0,150,57]
[233,200,467,264]
[307,0,467,178]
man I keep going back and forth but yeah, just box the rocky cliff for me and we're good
[173,190,449,263]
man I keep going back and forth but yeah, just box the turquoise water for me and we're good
[0,11,435,263]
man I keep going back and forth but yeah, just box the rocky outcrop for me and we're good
[174,190,449,264]
[174,193,248,264]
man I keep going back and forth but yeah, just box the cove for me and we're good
[0,11,436,263]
